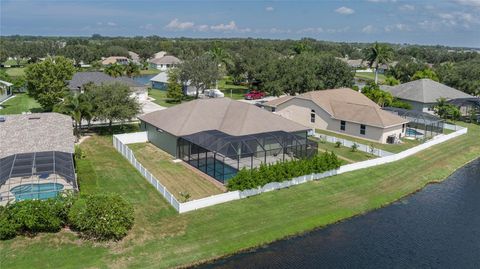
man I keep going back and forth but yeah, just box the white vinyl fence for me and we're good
[313,133,393,157]
[113,126,467,214]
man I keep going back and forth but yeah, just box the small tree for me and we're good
[166,68,184,103]
[104,63,124,78]
[335,141,342,148]
[412,69,439,82]
[92,82,141,130]
[25,56,75,111]
[351,143,359,152]
[54,93,92,137]
[124,62,140,78]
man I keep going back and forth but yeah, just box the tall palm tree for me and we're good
[54,93,92,137]
[364,42,394,84]
[104,63,124,78]
[124,62,140,78]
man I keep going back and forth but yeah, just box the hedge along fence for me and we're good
[227,152,342,191]
[114,126,467,214]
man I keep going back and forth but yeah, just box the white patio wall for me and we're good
[113,126,467,214]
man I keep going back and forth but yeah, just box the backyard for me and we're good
[0,123,479,268]
[0,93,43,114]
[218,76,249,100]
[354,71,386,83]
[315,128,423,153]
[129,142,224,200]
[311,137,377,163]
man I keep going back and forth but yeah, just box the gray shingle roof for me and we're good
[139,98,308,137]
[0,113,74,159]
[383,79,473,103]
[68,72,144,90]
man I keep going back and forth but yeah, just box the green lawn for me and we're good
[148,89,185,107]
[355,71,386,83]
[139,68,160,75]
[2,67,26,78]
[129,142,224,200]
[1,123,479,268]
[315,129,422,153]
[218,76,249,100]
[312,138,377,163]
[0,93,43,114]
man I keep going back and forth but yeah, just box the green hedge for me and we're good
[68,194,134,241]
[0,193,134,241]
[227,152,341,191]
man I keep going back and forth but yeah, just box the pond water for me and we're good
[198,158,480,269]
[133,74,156,86]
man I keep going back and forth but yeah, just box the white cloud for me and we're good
[384,23,410,32]
[438,12,478,27]
[165,18,195,30]
[362,25,377,33]
[106,22,117,26]
[197,24,209,32]
[400,4,415,11]
[335,6,355,15]
[265,6,274,12]
[210,21,237,31]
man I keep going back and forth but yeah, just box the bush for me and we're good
[351,143,359,152]
[68,194,134,240]
[0,207,17,240]
[335,141,342,148]
[227,152,341,191]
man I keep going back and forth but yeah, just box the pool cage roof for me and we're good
[447,98,480,108]
[180,130,309,158]
[0,151,76,188]
[383,107,444,126]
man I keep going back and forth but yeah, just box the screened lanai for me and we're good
[0,151,77,204]
[178,130,318,183]
[383,107,444,139]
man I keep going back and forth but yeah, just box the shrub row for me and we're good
[227,152,342,191]
[0,193,134,241]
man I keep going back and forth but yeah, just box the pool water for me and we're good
[189,158,238,183]
[405,128,423,137]
[10,183,64,201]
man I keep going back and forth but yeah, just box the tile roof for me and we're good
[149,55,182,65]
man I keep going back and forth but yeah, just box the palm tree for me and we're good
[54,93,92,137]
[124,62,140,78]
[104,63,124,78]
[364,42,394,84]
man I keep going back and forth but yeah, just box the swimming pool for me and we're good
[406,128,423,137]
[10,183,64,201]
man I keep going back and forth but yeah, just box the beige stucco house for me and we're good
[264,88,409,144]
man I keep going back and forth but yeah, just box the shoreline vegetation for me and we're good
[0,123,479,268]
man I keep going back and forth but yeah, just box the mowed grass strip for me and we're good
[0,93,43,115]
[129,142,224,200]
[313,138,377,163]
[1,124,479,269]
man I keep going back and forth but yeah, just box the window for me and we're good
[340,121,346,131]
[310,109,315,123]
[271,107,276,112]
[402,124,405,133]
[360,124,366,135]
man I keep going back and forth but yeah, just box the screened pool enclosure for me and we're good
[383,107,444,139]
[0,151,77,204]
[177,130,318,183]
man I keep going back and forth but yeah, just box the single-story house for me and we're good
[0,80,13,103]
[263,88,409,144]
[101,56,129,66]
[150,72,198,96]
[149,55,181,71]
[139,98,317,183]
[0,113,77,205]
[68,72,148,102]
[128,51,140,63]
[381,79,474,114]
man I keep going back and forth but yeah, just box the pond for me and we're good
[198,158,480,268]
[133,74,156,86]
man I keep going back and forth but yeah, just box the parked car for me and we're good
[244,90,265,100]
[205,89,225,98]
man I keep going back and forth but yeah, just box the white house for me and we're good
[0,80,13,103]
[149,55,182,71]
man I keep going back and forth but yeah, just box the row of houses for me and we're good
[101,50,181,71]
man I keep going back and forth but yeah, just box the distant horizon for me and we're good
[1,0,479,48]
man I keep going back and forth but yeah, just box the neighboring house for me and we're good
[153,51,167,59]
[336,58,367,69]
[0,80,13,103]
[68,72,148,102]
[0,113,77,205]
[149,55,182,71]
[128,51,140,63]
[264,88,409,144]
[381,79,474,114]
[101,56,129,66]
[138,98,316,183]
[150,72,198,96]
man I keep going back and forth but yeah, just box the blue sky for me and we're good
[1,0,479,47]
